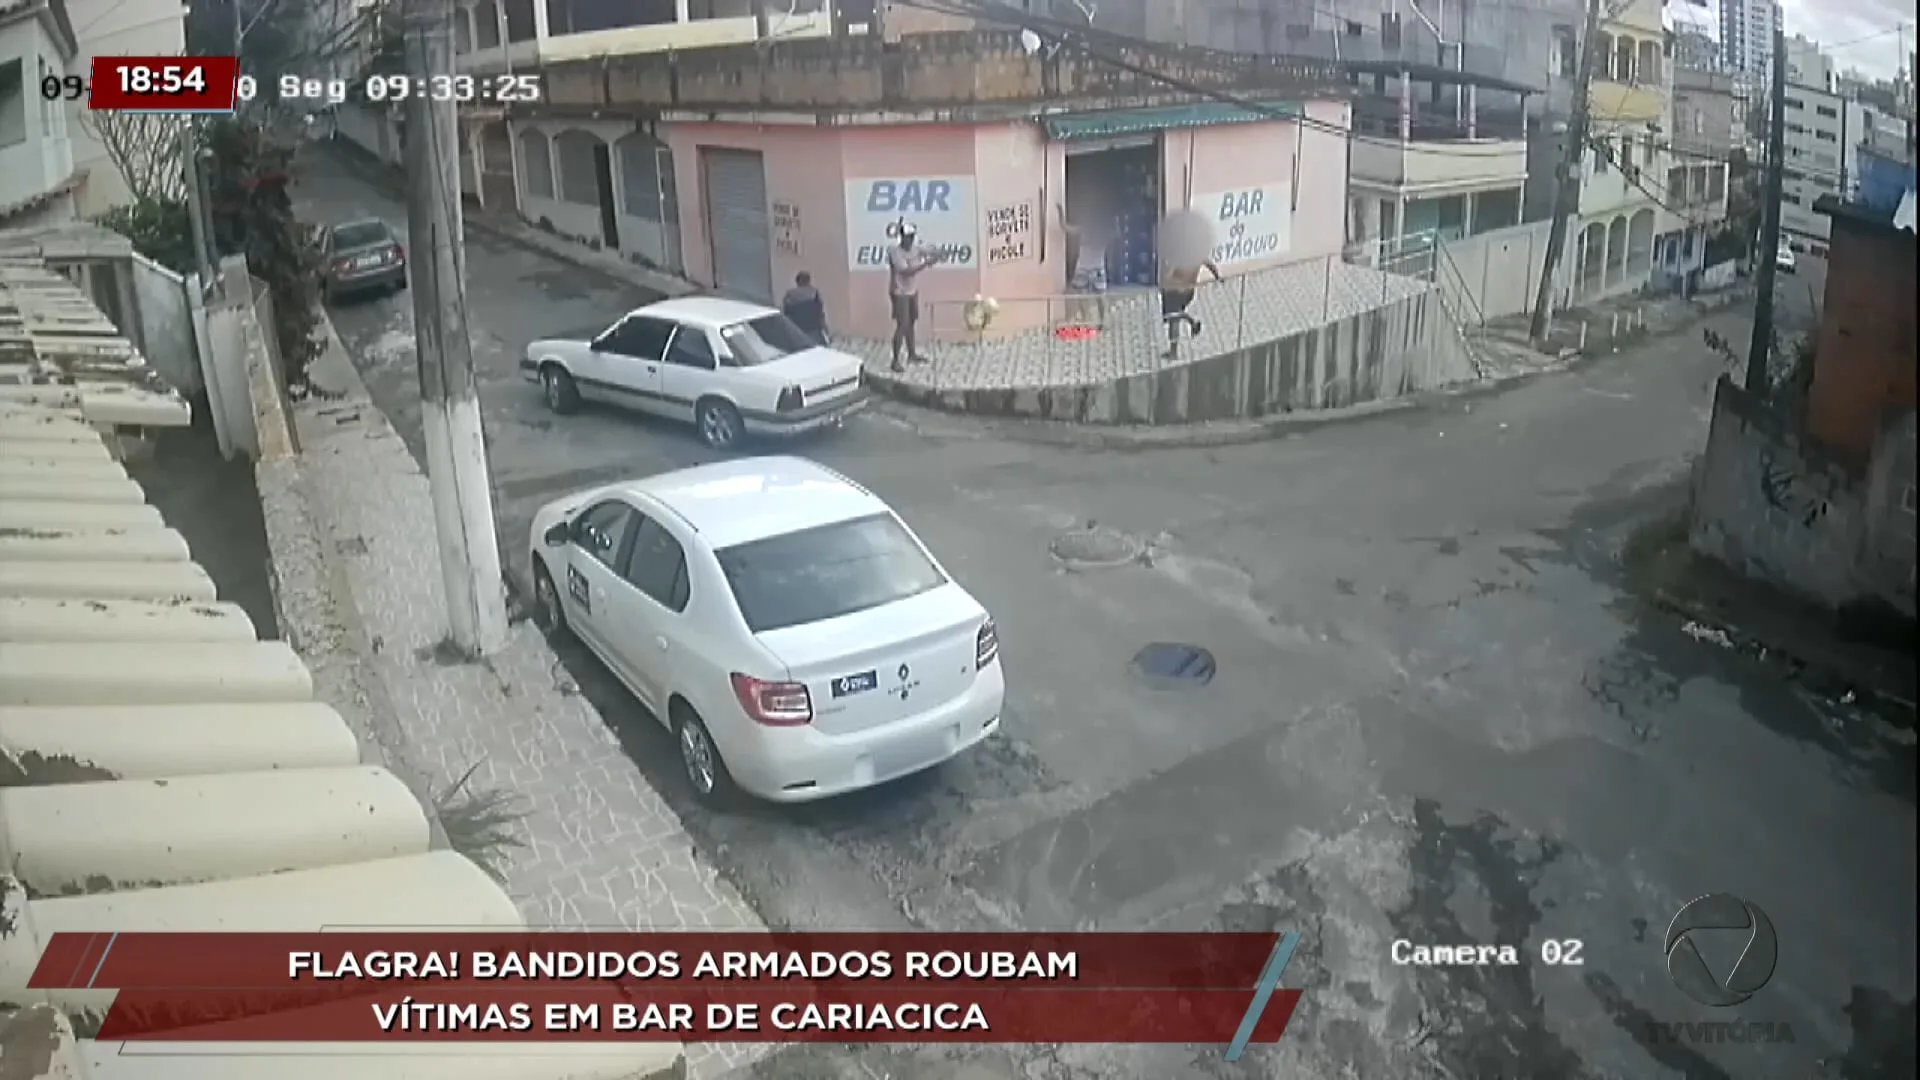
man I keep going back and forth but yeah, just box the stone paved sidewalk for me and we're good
[290,316,769,1078]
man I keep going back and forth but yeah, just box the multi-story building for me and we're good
[1673,25,1722,75]
[1343,61,1538,258]
[410,25,1358,342]
[1780,80,1868,254]
[62,0,186,216]
[0,0,80,226]
[1555,0,1671,302]
[1719,0,1779,82]
[1783,33,1834,93]
[1659,67,1736,288]
[1719,0,1779,130]
[451,0,843,270]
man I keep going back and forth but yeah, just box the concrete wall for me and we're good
[127,253,199,396]
[1431,220,1557,324]
[0,16,78,211]
[1808,212,1918,466]
[512,116,682,272]
[335,103,402,167]
[878,281,1477,424]
[1690,378,1917,618]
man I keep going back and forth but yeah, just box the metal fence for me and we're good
[905,252,1441,393]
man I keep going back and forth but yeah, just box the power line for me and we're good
[894,0,1554,159]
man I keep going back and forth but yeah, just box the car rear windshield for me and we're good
[333,222,391,249]
[720,313,817,366]
[715,513,947,633]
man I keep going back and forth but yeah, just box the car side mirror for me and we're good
[543,522,570,547]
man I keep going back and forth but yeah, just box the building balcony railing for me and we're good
[456,13,834,75]
[1589,81,1666,125]
[1349,133,1529,193]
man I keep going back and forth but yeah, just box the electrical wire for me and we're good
[893,0,1549,158]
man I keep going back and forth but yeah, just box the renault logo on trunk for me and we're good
[897,664,911,681]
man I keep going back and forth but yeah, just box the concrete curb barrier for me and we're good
[0,765,430,897]
[0,597,255,643]
[254,316,455,858]
[0,703,364,781]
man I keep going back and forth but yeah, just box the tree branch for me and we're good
[237,0,286,47]
[79,111,190,205]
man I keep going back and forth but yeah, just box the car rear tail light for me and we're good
[730,673,812,726]
[392,243,405,263]
[776,385,804,412]
[975,619,999,669]
[330,258,350,273]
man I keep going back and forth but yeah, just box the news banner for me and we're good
[30,932,1304,1056]
[42,56,545,113]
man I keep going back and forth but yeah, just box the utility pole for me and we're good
[401,0,510,657]
[1529,0,1604,342]
[180,125,217,295]
[1745,28,1788,395]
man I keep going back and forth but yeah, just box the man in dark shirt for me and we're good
[781,271,828,346]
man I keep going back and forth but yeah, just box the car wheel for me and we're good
[672,704,736,807]
[542,365,581,414]
[531,560,569,641]
[695,398,743,450]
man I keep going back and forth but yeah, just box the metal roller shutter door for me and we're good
[703,150,773,303]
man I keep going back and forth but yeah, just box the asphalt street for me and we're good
[1773,250,1827,343]
[296,148,1915,1080]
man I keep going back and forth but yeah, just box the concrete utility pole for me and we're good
[1529,0,1604,343]
[180,125,217,294]
[1745,28,1788,395]
[401,0,510,657]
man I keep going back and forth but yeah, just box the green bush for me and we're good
[94,199,196,276]
[203,116,324,390]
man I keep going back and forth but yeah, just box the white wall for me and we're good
[512,117,681,271]
[64,0,187,215]
[0,17,75,212]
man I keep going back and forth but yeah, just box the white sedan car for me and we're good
[527,456,1004,805]
[522,296,869,450]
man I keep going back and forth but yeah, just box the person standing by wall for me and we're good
[1159,255,1220,359]
[1059,203,1111,327]
[887,223,943,372]
[782,271,829,346]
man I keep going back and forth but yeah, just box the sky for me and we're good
[1671,0,1912,82]
[1783,0,1912,82]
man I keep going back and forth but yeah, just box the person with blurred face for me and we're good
[1160,255,1219,358]
[887,222,942,372]
[1059,202,1112,326]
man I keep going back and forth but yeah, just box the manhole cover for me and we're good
[1049,527,1139,569]
[1130,642,1216,688]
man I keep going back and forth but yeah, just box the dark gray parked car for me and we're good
[319,219,407,302]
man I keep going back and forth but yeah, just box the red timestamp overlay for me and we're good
[90,56,242,113]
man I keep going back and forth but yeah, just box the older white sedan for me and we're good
[521,297,868,449]
[527,456,1004,805]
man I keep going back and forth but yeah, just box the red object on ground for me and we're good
[1055,325,1100,341]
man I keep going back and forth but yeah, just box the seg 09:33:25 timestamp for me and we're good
[363,74,544,103]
